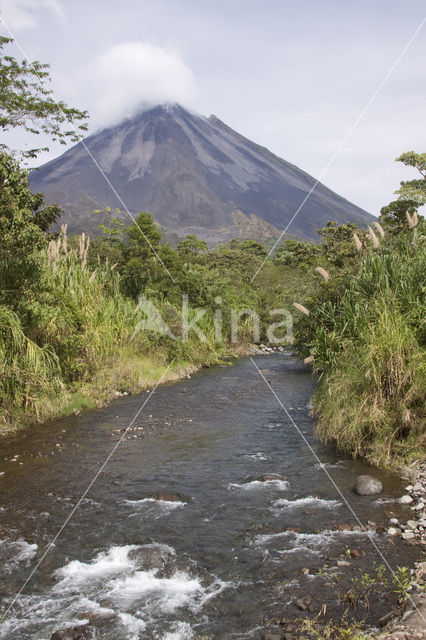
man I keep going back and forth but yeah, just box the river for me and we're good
[0,353,419,639]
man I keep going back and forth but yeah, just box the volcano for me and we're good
[29,104,373,244]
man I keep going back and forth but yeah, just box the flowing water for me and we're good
[0,353,419,639]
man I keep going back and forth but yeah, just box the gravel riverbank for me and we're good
[378,463,426,639]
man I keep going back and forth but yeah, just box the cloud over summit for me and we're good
[82,41,196,129]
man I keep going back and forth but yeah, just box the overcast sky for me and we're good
[0,0,425,216]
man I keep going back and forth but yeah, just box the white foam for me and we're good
[118,612,147,637]
[108,569,203,612]
[0,539,38,573]
[228,479,289,491]
[54,545,137,587]
[273,496,342,510]
[77,597,115,618]
[242,452,270,461]
[1,543,226,638]
[125,498,186,509]
[255,528,374,547]
[161,621,194,639]
[314,461,345,470]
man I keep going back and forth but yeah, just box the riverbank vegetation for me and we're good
[294,152,426,468]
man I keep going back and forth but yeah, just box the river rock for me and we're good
[354,475,383,495]
[398,494,414,504]
[402,531,415,540]
[50,624,96,639]
[387,527,399,536]
[154,492,182,502]
[294,595,312,611]
[258,474,285,482]
[400,466,417,481]
[337,560,351,567]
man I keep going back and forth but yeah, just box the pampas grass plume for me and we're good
[353,233,363,252]
[293,302,310,316]
[315,266,330,281]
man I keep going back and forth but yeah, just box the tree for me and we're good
[177,234,208,256]
[378,151,425,235]
[222,238,267,257]
[0,36,88,158]
[317,220,361,267]
[121,212,163,297]
[0,152,53,302]
[273,239,320,267]
[379,199,419,235]
[395,151,426,205]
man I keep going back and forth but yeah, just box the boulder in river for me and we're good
[50,624,96,639]
[258,474,285,482]
[154,492,183,502]
[354,475,383,495]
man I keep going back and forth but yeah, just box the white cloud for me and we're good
[81,41,196,129]
[0,0,64,31]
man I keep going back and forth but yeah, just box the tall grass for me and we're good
[1,228,252,429]
[0,306,64,425]
[302,233,426,467]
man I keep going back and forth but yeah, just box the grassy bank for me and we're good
[0,252,231,433]
[294,218,426,468]
[1,221,305,433]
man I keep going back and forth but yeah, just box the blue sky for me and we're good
[0,0,425,216]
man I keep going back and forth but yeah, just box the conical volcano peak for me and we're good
[29,106,373,245]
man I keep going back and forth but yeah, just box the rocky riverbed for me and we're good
[377,463,426,640]
[255,465,426,640]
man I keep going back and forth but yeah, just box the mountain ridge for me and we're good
[29,104,374,244]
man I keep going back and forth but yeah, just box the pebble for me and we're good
[380,465,426,635]
[402,531,415,540]
[391,462,426,545]
[251,344,288,356]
